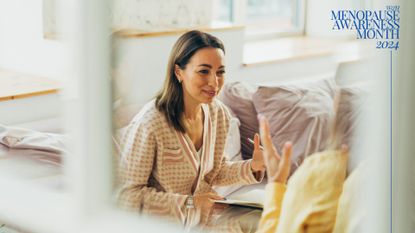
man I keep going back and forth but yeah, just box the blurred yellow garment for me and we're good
[333,162,365,233]
[257,150,348,233]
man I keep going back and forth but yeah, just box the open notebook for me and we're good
[215,189,265,209]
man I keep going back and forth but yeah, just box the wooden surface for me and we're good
[243,36,359,66]
[0,70,60,101]
[112,22,244,38]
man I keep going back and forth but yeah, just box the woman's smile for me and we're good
[202,89,217,97]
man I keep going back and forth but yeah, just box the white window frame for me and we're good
[231,0,307,41]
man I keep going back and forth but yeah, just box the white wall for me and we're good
[0,0,64,80]
[112,0,212,30]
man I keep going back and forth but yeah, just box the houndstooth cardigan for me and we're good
[117,99,263,226]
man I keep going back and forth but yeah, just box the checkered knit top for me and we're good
[117,99,263,225]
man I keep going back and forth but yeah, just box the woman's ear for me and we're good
[174,64,183,82]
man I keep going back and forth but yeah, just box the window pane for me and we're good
[246,0,298,35]
[247,0,292,19]
[213,0,233,23]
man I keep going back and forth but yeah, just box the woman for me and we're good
[118,30,265,227]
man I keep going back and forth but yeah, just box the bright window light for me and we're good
[213,0,305,40]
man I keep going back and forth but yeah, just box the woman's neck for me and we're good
[183,95,202,120]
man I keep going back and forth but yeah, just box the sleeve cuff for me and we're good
[172,194,189,224]
[241,160,265,184]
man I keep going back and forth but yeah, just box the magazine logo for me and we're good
[331,5,400,50]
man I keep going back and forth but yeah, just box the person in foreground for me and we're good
[256,113,350,233]
[117,30,265,227]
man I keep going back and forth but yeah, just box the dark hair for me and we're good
[155,30,225,132]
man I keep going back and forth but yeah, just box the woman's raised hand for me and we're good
[258,114,292,184]
[251,133,266,172]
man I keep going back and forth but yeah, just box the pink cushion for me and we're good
[219,82,259,159]
[252,78,336,174]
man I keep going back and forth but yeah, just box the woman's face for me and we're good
[176,47,225,105]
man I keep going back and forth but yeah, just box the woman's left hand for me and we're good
[251,133,266,172]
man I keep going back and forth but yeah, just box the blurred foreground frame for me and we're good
[43,0,58,39]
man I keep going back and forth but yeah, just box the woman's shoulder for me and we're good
[129,99,165,128]
[290,150,348,189]
[208,99,232,118]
